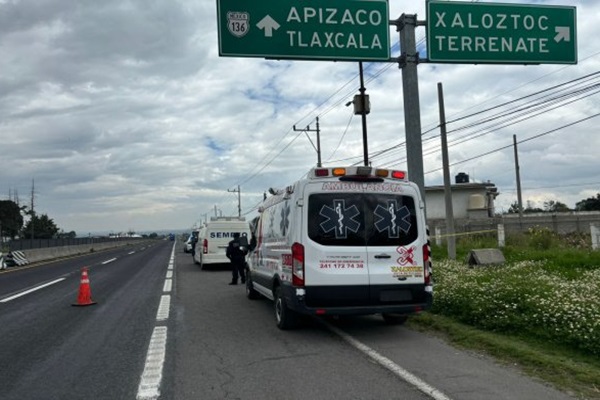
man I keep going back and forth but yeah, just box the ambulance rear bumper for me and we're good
[282,283,433,316]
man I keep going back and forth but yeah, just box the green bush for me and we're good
[527,226,556,250]
[429,228,600,356]
[431,258,600,356]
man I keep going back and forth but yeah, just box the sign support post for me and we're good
[396,14,426,210]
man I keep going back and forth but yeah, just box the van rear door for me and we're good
[306,191,371,304]
[364,192,424,284]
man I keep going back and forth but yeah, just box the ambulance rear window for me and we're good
[308,193,419,246]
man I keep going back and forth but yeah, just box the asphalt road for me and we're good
[0,240,576,400]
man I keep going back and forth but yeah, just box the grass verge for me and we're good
[408,312,600,400]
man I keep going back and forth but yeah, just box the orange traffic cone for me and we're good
[72,267,97,306]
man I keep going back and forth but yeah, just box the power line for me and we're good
[424,112,600,175]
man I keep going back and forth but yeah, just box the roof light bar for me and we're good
[376,169,389,177]
[332,168,346,176]
[392,170,407,180]
[356,166,371,176]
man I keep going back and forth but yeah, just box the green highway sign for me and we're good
[426,1,577,64]
[216,0,390,61]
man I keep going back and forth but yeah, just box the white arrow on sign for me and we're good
[554,26,571,43]
[256,15,280,37]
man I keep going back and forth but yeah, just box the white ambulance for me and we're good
[193,216,251,270]
[245,166,433,329]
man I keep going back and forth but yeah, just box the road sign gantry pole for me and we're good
[394,14,427,213]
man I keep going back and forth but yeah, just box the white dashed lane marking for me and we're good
[136,243,176,400]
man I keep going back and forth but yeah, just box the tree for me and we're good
[575,193,600,211]
[507,202,521,214]
[57,230,77,239]
[525,200,544,213]
[22,213,60,239]
[543,200,571,213]
[0,200,24,239]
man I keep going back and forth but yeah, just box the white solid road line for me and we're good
[325,322,453,400]
[0,278,66,303]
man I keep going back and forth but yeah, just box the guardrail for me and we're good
[1,238,154,268]
[7,237,141,251]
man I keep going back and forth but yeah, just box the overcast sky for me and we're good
[1,0,598,235]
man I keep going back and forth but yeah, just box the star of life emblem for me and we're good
[374,200,411,238]
[227,11,249,38]
[319,199,360,239]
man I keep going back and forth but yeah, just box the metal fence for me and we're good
[7,236,144,251]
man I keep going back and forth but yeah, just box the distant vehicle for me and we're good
[193,217,251,269]
[169,233,175,241]
[246,166,433,329]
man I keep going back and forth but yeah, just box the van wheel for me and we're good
[382,313,408,325]
[245,273,260,300]
[274,287,297,330]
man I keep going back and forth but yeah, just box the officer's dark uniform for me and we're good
[226,233,247,285]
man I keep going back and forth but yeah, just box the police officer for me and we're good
[226,232,248,285]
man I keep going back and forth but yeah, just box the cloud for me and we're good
[0,0,598,234]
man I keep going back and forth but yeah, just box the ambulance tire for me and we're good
[245,273,260,300]
[274,286,298,330]
[382,313,408,325]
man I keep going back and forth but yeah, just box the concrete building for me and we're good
[425,173,499,220]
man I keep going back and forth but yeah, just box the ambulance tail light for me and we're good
[423,244,431,286]
[314,168,329,177]
[291,242,305,287]
[202,239,208,254]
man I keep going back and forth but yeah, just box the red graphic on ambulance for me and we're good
[396,245,416,266]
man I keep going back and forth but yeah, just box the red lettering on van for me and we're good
[281,254,292,267]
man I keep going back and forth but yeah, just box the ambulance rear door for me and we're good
[364,188,426,302]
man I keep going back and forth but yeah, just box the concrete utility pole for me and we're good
[513,135,524,218]
[228,185,241,217]
[437,83,456,260]
[227,185,242,217]
[359,61,369,166]
[30,179,35,241]
[396,14,426,207]
[293,117,322,167]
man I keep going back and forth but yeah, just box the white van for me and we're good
[193,217,251,269]
[245,166,433,329]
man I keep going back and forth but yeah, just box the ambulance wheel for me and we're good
[382,313,408,325]
[245,273,260,300]
[275,287,297,330]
